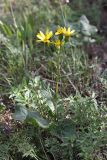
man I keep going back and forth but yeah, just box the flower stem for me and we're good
[56,49,61,96]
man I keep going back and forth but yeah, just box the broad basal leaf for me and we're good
[28,111,50,128]
[13,105,28,122]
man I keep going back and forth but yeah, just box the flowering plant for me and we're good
[37,26,75,48]
[36,26,75,95]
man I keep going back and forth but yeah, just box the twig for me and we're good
[61,68,78,92]
[42,77,71,85]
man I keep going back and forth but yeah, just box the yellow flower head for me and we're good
[63,27,75,37]
[55,27,64,35]
[54,40,64,49]
[55,26,75,37]
[37,30,53,44]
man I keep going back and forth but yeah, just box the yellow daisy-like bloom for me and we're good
[54,40,64,49]
[63,27,75,37]
[37,30,53,44]
[55,27,64,35]
[55,26,75,37]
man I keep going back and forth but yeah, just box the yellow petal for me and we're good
[46,31,53,39]
[55,27,63,35]
[63,27,66,32]
[55,31,60,35]
[39,31,45,38]
[37,34,44,40]
[68,27,71,32]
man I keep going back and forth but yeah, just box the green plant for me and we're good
[0,126,43,160]
[10,76,55,128]
[0,1,107,160]
[8,75,107,160]
[36,26,75,95]
[44,94,107,160]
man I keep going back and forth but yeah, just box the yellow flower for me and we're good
[55,27,64,35]
[54,40,64,49]
[55,26,75,37]
[63,27,75,37]
[37,30,53,44]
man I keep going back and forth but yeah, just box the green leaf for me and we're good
[51,120,76,142]
[46,100,55,112]
[40,90,55,112]
[28,111,50,128]
[40,90,52,99]
[13,105,28,122]
[13,105,50,128]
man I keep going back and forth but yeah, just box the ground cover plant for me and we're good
[0,0,107,160]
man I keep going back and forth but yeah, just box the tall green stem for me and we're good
[56,49,61,96]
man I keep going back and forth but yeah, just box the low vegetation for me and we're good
[0,0,107,160]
